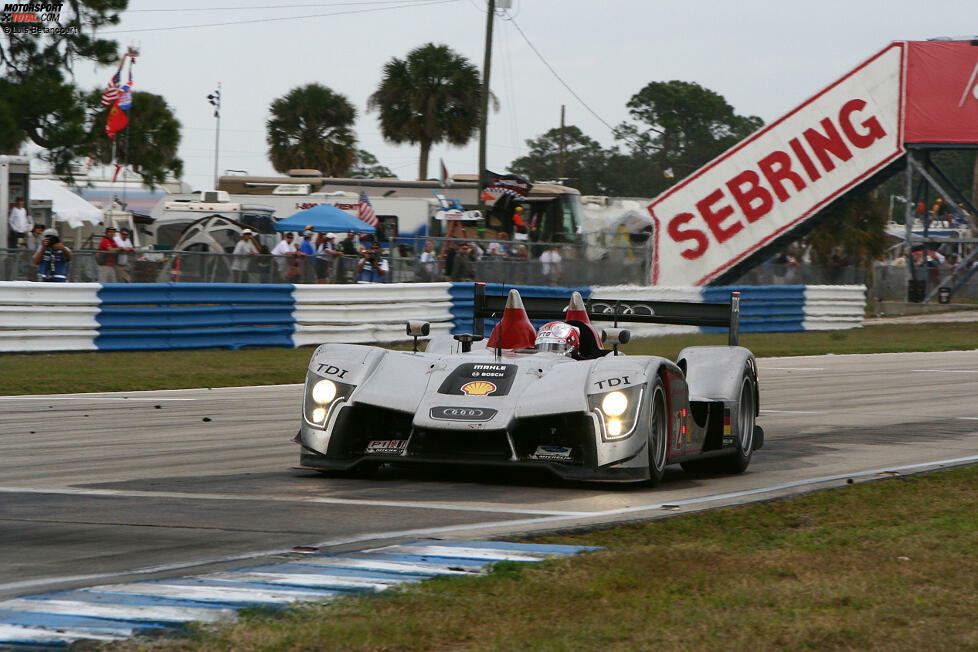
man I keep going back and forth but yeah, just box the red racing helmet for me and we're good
[535,321,580,354]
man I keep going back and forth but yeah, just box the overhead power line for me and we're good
[105,0,460,34]
[127,0,426,13]
[505,16,618,136]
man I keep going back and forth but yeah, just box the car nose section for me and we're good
[414,398,517,431]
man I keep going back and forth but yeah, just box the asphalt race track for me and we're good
[1,349,977,600]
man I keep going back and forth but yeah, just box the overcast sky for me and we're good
[66,0,974,193]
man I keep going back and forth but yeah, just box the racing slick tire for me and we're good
[681,368,756,475]
[647,378,668,486]
[713,373,756,474]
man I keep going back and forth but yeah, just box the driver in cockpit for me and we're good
[534,321,581,356]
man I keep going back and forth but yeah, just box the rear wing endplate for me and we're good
[472,284,742,346]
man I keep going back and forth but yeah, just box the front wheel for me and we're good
[647,379,668,486]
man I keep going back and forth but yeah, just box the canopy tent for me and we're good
[31,179,104,228]
[275,204,375,234]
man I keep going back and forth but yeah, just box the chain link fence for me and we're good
[0,239,652,286]
[17,245,971,295]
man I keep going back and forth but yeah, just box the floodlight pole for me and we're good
[476,0,495,218]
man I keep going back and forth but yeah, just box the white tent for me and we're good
[31,179,103,228]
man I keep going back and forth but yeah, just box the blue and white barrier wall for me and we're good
[0,281,864,353]
[450,283,866,338]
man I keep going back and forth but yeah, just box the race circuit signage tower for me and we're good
[647,40,978,286]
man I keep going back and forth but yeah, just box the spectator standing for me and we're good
[33,229,71,282]
[418,240,438,281]
[113,228,136,283]
[271,232,298,281]
[486,231,509,257]
[25,224,45,252]
[357,241,389,283]
[231,229,258,283]
[8,196,30,248]
[338,230,358,283]
[96,227,120,282]
[299,230,316,256]
[297,229,316,282]
[450,242,475,281]
[539,246,562,283]
[315,232,341,284]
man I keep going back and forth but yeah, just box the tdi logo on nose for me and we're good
[316,364,349,379]
[594,376,630,390]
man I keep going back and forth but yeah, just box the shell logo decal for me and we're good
[460,381,497,396]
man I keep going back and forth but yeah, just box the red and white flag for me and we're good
[101,68,122,106]
[358,190,378,227]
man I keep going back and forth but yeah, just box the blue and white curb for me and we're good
[0,280,865,353]
[0,539,599,648]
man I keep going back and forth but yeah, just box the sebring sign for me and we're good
[648,44,905,286]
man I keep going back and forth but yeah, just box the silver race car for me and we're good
[295,284,762,484]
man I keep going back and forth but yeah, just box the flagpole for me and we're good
[476,0,495,219]
[123,54,134,210]
[213,82,221,189]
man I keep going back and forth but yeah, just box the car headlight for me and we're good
[304,372,355,426]
[312,379,337,404]
[589,385,643,441]
[602,391,628,416]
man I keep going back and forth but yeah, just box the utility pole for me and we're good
[476,0,495,218]
[559,105,566,183]
[208,83,222,189]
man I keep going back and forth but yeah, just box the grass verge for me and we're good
[1,321,975,395]
[107,464,978,651]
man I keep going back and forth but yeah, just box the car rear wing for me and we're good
[472,283,742,346]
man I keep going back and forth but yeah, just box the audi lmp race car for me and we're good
[295,285,763,484]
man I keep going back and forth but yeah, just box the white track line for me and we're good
[760,367,825,371]
[0,384,302,400]
[0,397,195,401]
[910,369,978,374]
[0,486,589,517]
[760,409,826,414]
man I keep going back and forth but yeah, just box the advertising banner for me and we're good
[904,40,978,144]
[647,44,905,286]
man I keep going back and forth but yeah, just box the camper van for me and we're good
[151,190,276,250]
[208,170,584,242]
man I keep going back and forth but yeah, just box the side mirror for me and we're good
[406,321,430,352]
[452,332,484,353]
[601,328,631,356]
[406,321,431,337]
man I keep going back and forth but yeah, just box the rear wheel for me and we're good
[714,375,755,474]
[647,380,668,486]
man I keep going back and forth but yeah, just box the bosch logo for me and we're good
[429,406,498,422]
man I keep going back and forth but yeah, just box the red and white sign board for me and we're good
[647,44,905,286]
[904,41,978,144]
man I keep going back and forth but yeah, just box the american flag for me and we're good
[358,190,378,227]
[101,69,122,106]
[118,66,133,111]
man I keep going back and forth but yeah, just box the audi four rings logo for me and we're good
[588,302,655,316]
[430,407,498,422]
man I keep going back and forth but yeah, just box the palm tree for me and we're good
[368,43,492,180]
[266,84,357,176]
